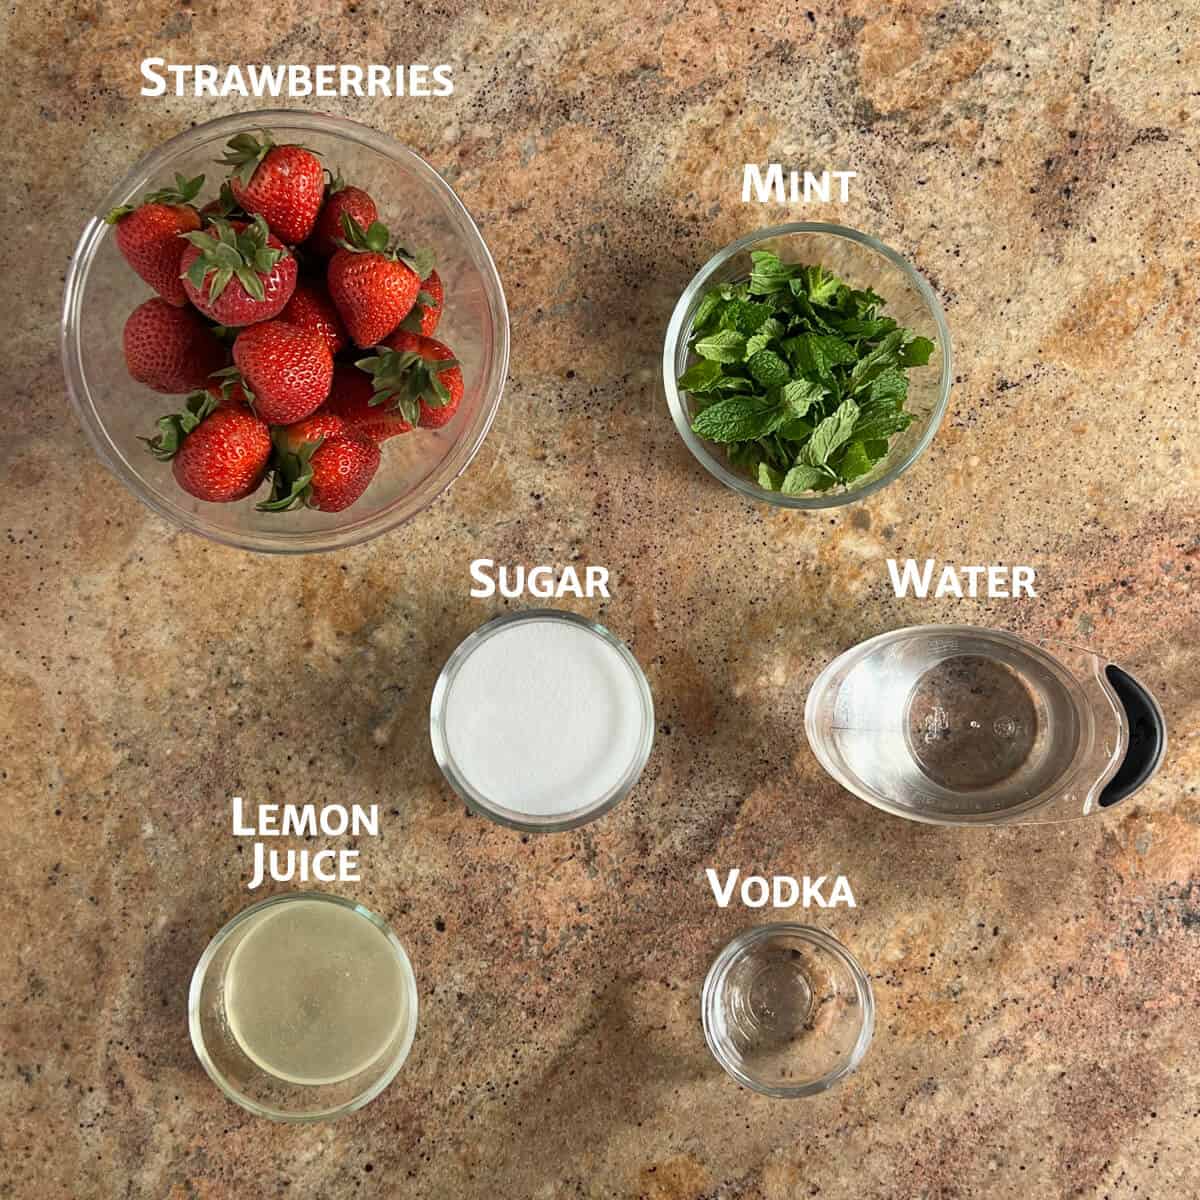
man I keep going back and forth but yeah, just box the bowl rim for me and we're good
[187,890,419,1122]
[701,923,875,1099]
[663,222,952,510]
[429,608,656,833]
[62,108,509,554]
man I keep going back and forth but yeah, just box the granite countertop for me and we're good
[3,2,1198,1197]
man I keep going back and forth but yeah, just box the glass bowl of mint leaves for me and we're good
[664,223,951,507]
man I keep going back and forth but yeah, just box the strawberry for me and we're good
[276,408,348,448]
[397,269,445,337]
[179,216,297,326]
[123,298,227,394]
[279,279,348,356]
[105,173,204,306]
[222,130,324,245]
[325,364,413,443]
[308,170,378,260]
[327,215,429,348]
[259,425,380,514]
[359,330,464,429]
[230,320,333,424]
[143,390,271,503]
[204,376,253,408]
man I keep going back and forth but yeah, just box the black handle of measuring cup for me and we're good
[1098,665,1167,807]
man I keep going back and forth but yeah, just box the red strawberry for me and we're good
[180,216,297,326]
[359,330,464,429]
[204,377,253,408]
[230,320,333,424]
[308,171,378,260]
[279,279,348,356]
[260,427,380,514]
[105,173,204,306]
[324,364,413,443]
[222,131,324,245]
[123,298,227,394]
[276,408,348,448]
[397,270,445,336]
[143,390,271,503]
[327,216,428,348]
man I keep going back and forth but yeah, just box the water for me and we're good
[905,655,1039,790]
[226,900,408,1086]
[815,631,1083,820]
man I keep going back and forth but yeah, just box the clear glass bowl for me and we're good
[664,223,951,509]
[429,609,655,833]
[702,924,874,1098]
[62,110,509,553]
[188,892,418,1122]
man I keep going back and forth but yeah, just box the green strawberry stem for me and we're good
[220,130,273,188]
[104,172,204,223]
[334,214,435,279]
[220,129,320,188]
[140,390,219,460]
[355,347,459,425]
[208,181,246,220]
[398,290,438,333]
[257,431,324,512]
[210,366,255,402]
[180,215,282,303]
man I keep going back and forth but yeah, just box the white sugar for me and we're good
[442,618,647,818]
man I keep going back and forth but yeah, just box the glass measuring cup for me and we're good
[805,625,1166,825]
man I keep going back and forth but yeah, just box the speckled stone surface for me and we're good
[3,2,1199,1197]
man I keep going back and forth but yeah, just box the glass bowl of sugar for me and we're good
[429,610,655,832]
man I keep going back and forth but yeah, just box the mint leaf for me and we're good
[853,408,914,442]
[746,349,791,388]
[748,249,797,295]
[781,464,830,494]
[718,299,774,334]
[789,295,837,333]
[837,441,875,482]
[785,332,857,379]
[758,462,785,490]
[744,332,772,359]
[677,359,724,393]
[863,366,908,407]
[713,375,755,393]
[692,394,787,443]
[806,398,860,466]
[793,265,839,306]
[900,335,935,366]
[850,329,907,391]
[694,330,746,363]
[839,315,898,340]
[780,378,823,418]
[776,416,814,441]
[692,291,724,334]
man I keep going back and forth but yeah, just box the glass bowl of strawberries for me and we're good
[62,110,509,553]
